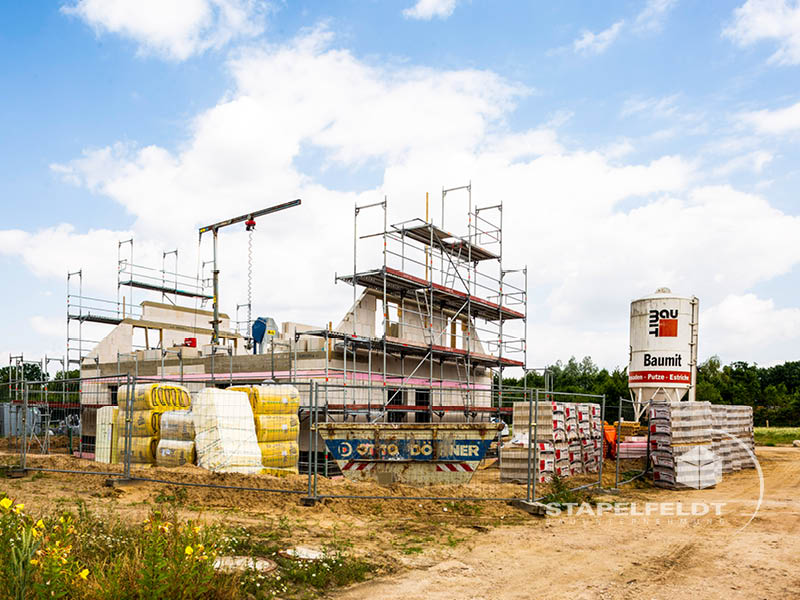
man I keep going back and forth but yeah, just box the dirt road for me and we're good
[334,447,800,600]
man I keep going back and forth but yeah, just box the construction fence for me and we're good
[1,374,652,505]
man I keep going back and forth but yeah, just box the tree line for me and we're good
[501,356,799,426]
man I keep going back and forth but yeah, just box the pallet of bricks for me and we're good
[649,401,721,489]
[500,398,602,483]
[723,405,755,472]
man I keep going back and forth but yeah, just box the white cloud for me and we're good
[712,150,774,176]
[30,316,65,339]
[402,0,457,20]
[573,20,625,55]
[633,0,678,33]
[5,27,800,370]
[621,94,680,118]
[724,0,800,65]
[703,294,800,363]
[740,100,800,134]
[568,2,675,57]
[61,0,267,61]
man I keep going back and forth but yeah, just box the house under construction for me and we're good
[69,186,528,449]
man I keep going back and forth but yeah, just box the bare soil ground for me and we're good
[1,447,798,599]
[335,447,800,600]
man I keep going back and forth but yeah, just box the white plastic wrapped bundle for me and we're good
[192,388,263,474]
[161,410,195,441]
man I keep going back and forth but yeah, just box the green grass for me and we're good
[754,427,800,446]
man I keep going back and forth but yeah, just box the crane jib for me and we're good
[198,199,301,235]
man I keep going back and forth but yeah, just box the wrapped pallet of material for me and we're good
[229,385,300,415]
[650,401,719,489]
[253,414,299,443]
[499,444,554,483]
[192,388,263,474]
[96,406,118,464]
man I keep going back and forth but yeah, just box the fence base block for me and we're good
[510,499,548,516]
[299,497,317,507]
[103,477,137,488]
[0,466,26,479]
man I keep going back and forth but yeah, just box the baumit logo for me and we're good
[649,308,678,337]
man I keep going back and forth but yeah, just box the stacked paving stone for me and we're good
[501,400,601,483]
[650,401,720,490]
[710,405,731,474]
[725,405,755,471]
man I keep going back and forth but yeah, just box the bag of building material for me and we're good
[156,439,196,468]
[258,441,299,469]
[192,388,263,474]
[160,410,195,441]
[253,414,299,443]
[229,384,300,415]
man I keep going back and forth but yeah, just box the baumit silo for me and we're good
[629,288,699,420]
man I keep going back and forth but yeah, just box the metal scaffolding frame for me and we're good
[66,238,214,368]
[301,187,527,422]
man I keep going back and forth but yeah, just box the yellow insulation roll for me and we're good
[254,415,299,443]
[117,410,161,437]
[230,384,300,415]
[117,436,158,464]
[258,441,299,469]
[263,466,299,477]
[119,383,192,411]
[160,410,195,441]
[156,439,196,467]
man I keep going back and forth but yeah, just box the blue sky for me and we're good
[1,0,799,372]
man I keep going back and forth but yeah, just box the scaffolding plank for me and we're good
[67,313,123,325]
[395,223,499,262]
[339,267,524,321]
[118,280,213,300]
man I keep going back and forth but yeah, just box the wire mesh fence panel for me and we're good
[6,374,627,506]
[612,396,652,489]
[16,375,128,477]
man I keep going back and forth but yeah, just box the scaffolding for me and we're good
[66,238,213,367]
[302,185,528,422]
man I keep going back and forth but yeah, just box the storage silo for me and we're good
[629,288,699,420]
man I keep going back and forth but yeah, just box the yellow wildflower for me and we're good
[184,546,194,556]
[35,519,44,529]
[13,503,24,514]
[78,569,89,580]
[0,497,12,511]
[29,559,38,566]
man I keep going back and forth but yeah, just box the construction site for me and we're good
[0,192,793,599]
